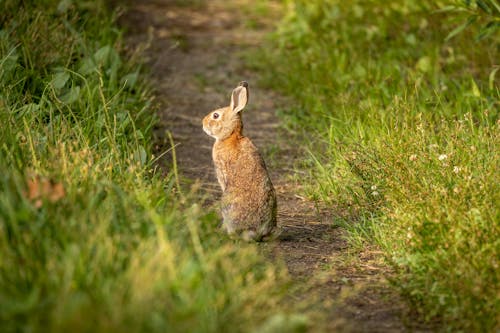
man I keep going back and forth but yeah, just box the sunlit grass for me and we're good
[261,0,499,330]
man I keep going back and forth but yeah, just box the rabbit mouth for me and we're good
[203,126,214,138]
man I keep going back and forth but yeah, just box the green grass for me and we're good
[260,0,499,331]
[0,1,307,332]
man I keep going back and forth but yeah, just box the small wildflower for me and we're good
[438,154,447,161]
[371,185,377,191]
[371,191,379,196]
[409,154,417,161]
[453,166,460,174]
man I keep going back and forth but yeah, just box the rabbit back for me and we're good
[213,135,277,240]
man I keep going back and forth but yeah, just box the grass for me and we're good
[259,0,499,331]
[0,1,307,332]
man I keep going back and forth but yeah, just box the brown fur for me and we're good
[202,82,277,241]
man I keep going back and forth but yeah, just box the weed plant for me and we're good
[0,1,304,332]
[262,0,499,331]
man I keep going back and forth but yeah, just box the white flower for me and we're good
[371,185,377,190]
[409,154,417,161]
[453,166,460,174]
[371,191,379,196]
[438,154,448,161]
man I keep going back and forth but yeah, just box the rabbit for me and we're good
[202,81,277,241]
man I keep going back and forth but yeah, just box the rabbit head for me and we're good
[203,81,249,141]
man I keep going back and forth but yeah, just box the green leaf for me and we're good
[405,33,417,46]
[489,66,500,90]
[435,5,461,13]
[59,86,80,104]
[476,21,500,40]
[0,51,19,79]
[57,0,72,14]
[121,72,139,89]
[445,15,477,41]
[94,45,121,69]
[416,56,432,73]
[353,64,366,78]
[78,57,96,75]
[133,145,147,166]
[471,78,481,97]
[94,46,112,64]
[490,0,500,13]
[51,72,70,90]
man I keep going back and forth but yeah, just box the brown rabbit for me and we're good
[202,81,277,241]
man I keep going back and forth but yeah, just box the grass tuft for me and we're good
[260,0,499,331]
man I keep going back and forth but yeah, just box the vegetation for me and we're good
[262,0,499,331]
[0,1,305,332]
[2,0,498,331]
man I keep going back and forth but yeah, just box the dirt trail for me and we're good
[120,1,431,332]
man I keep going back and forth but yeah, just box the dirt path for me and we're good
[120,1,431,332]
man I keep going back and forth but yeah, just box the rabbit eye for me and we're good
[212,112,219,119]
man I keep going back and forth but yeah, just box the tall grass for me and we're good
[0,1,305,332]
[262,0,499,331]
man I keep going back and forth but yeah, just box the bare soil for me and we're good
[119,1,433,331]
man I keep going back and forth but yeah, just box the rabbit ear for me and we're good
[230,81,249,113]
